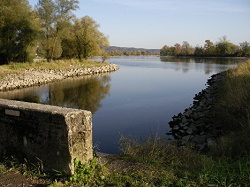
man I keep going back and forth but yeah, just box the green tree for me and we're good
[70,16,109,60]
[36,0,79,61]
[194,46,204,56]
[174,43,182,55]
[239,41,250,57]
[215,36,238,56]
[160,45,169,56]
[0,0,40,64]
[204,40,216,56]
[101,51,110,63]
[181,41,194,56]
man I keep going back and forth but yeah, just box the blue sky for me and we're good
[28,0,250,49]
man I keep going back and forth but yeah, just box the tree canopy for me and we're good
[0,0,40,64]
[61,16,109,60]
[36,0,79,61]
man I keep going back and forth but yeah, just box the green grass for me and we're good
[213,60,250,132]
[211,60,250,159]
[0,59,107,80]
[53,135,249,186]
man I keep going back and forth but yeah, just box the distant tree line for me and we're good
[104,46,160,56]
[108,50,159,56]
[160,36,250,57]
[0,0,109,65]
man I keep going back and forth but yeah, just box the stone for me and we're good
[182,117,188,124]
[0,64,119,91]
[182,135,191,144]
[0,99,93,174]
[173,125,180,130]
[206,138,214,146]
[186,128,193,135]
[189,124,198,132]
[193,135,206,144]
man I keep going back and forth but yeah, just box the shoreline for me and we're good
[0,63,119,92]
[168,71,225,150]
[160,56,250,59]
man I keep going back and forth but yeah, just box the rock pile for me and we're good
[168,72,225,150]
[0,64,119,91]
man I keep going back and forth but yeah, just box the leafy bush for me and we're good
[66,158,108,186]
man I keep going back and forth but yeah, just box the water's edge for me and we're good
[168,71,225,150]
[0,63,119,91]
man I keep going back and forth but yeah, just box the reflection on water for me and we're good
[160,57,244,75]
[0,75,111,114]
[0,56,246,154]
[160,56,244,64]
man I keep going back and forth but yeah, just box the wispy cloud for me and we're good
[93,0,250,13]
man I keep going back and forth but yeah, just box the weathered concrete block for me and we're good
[0,99,93,174]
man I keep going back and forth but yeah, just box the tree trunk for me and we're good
[50,29,59,62]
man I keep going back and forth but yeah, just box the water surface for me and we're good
[0,56,243,154]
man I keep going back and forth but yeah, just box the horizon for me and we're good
[28,0,250,49]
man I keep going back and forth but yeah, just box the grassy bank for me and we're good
[0,59,106,80]
[211,60,250,159]
[1,60,250,186]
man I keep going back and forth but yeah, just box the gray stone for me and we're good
[186,128,193,135]
[207,138,215,146]
[192,135,206,144]
[173,125,180,130]
[0,64,119,91]
[182,135,191,144]
[0,99,93,174]
[189,124,198,132]
[182,117,188,124]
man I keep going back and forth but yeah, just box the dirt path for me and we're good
[0,171,49,187]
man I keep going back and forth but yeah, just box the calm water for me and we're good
[0,56,243,154]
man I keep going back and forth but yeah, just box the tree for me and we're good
[181,41,194,56]
[239,41,250,57]
[204,40,216,56]
[216,36,238,56]
[194,46,204,56]
[36,0,79,61]
[160,45,169,56]
[0,0,40,64]
[174,43,182,55]
[72,16,109,60]
[101,51,110,63]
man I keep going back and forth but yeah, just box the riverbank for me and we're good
[167,72,225,150]
[168,60,250,153]
[0,60,119,91]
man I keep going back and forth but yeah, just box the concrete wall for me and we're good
[0,99,93,174]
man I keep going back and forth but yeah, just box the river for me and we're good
[0,56,244,154]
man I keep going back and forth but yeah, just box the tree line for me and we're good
[104,46,160,56]
[108,50,159,56]
[160,36,250,57]
[0,0,109,65]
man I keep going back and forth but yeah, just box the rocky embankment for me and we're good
[168,72,225,150]
[0,64,119,91]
